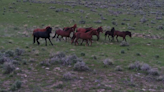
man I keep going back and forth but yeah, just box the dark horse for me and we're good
[104,27,115,41]
[114,30,132,42]
[74,29,95,46]
[33,27,53,46]
[52,27,75,41]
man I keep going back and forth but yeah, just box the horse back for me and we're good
[33,28,46,33]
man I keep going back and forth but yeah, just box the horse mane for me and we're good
[111,27,115,32]
[97,26,102,32]
[85,27,92,33]
[64,28,71,31]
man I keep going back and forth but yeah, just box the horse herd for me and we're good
[32,24,132,46]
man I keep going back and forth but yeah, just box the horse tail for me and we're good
[71,33,76,40]
[71,33,76,44]
[52,32,56,38]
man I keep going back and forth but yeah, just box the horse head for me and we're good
[46,26,52,33]
[97,26,103,33]
[126,31,132,38]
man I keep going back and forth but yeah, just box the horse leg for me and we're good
[52,33,56,38]
[33,36,36,44]
[111,35,114,41]
[45,38,47,46]
[108,35,110,41]
[85,39,89,46]
[36,37,40,45]
[89,39,92,46]
[97,35,99,41]
[48,37,53,46]
[74,38,79,45]
[116,35,119,42]
[123,37,127,42]
[81,39,84,45]
[65,37,67,42]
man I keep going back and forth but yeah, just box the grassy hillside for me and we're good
[0,0,164,91]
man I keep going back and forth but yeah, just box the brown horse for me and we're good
[77,26,103,41]
[74,29,95,46]
[114,30,132,42]
[63,24,77,32]
[52,27,75,41]
[91,26,103,41]
[71,27,92,44]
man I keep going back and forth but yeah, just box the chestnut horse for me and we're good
[114,30,132,42]
[52,27,75,41]
[74,29,95,46]
[33,27,53,46]
[71,27,93,44]
[91,26,103,41]
[77,27,103,41]
[104,27,115,41]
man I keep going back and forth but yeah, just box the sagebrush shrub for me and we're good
[15,48,24,56]
[147,68,160,76]
[103,58,114,67]
[5,50,14,57]
[3,62,15,74]
[115,66,123,71]
[128,61,141,70]
[120,41,129,46]
[0,56,10,64]
[73,61,89,71]
[141,63,151,71]
[61,54,82,65]
[63,72,72,80]
[52,52,66,58]
[49,57,61,65]
[10,80,22,91]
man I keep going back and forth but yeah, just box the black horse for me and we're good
[104,27,115,41]
[33,27,53,46]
